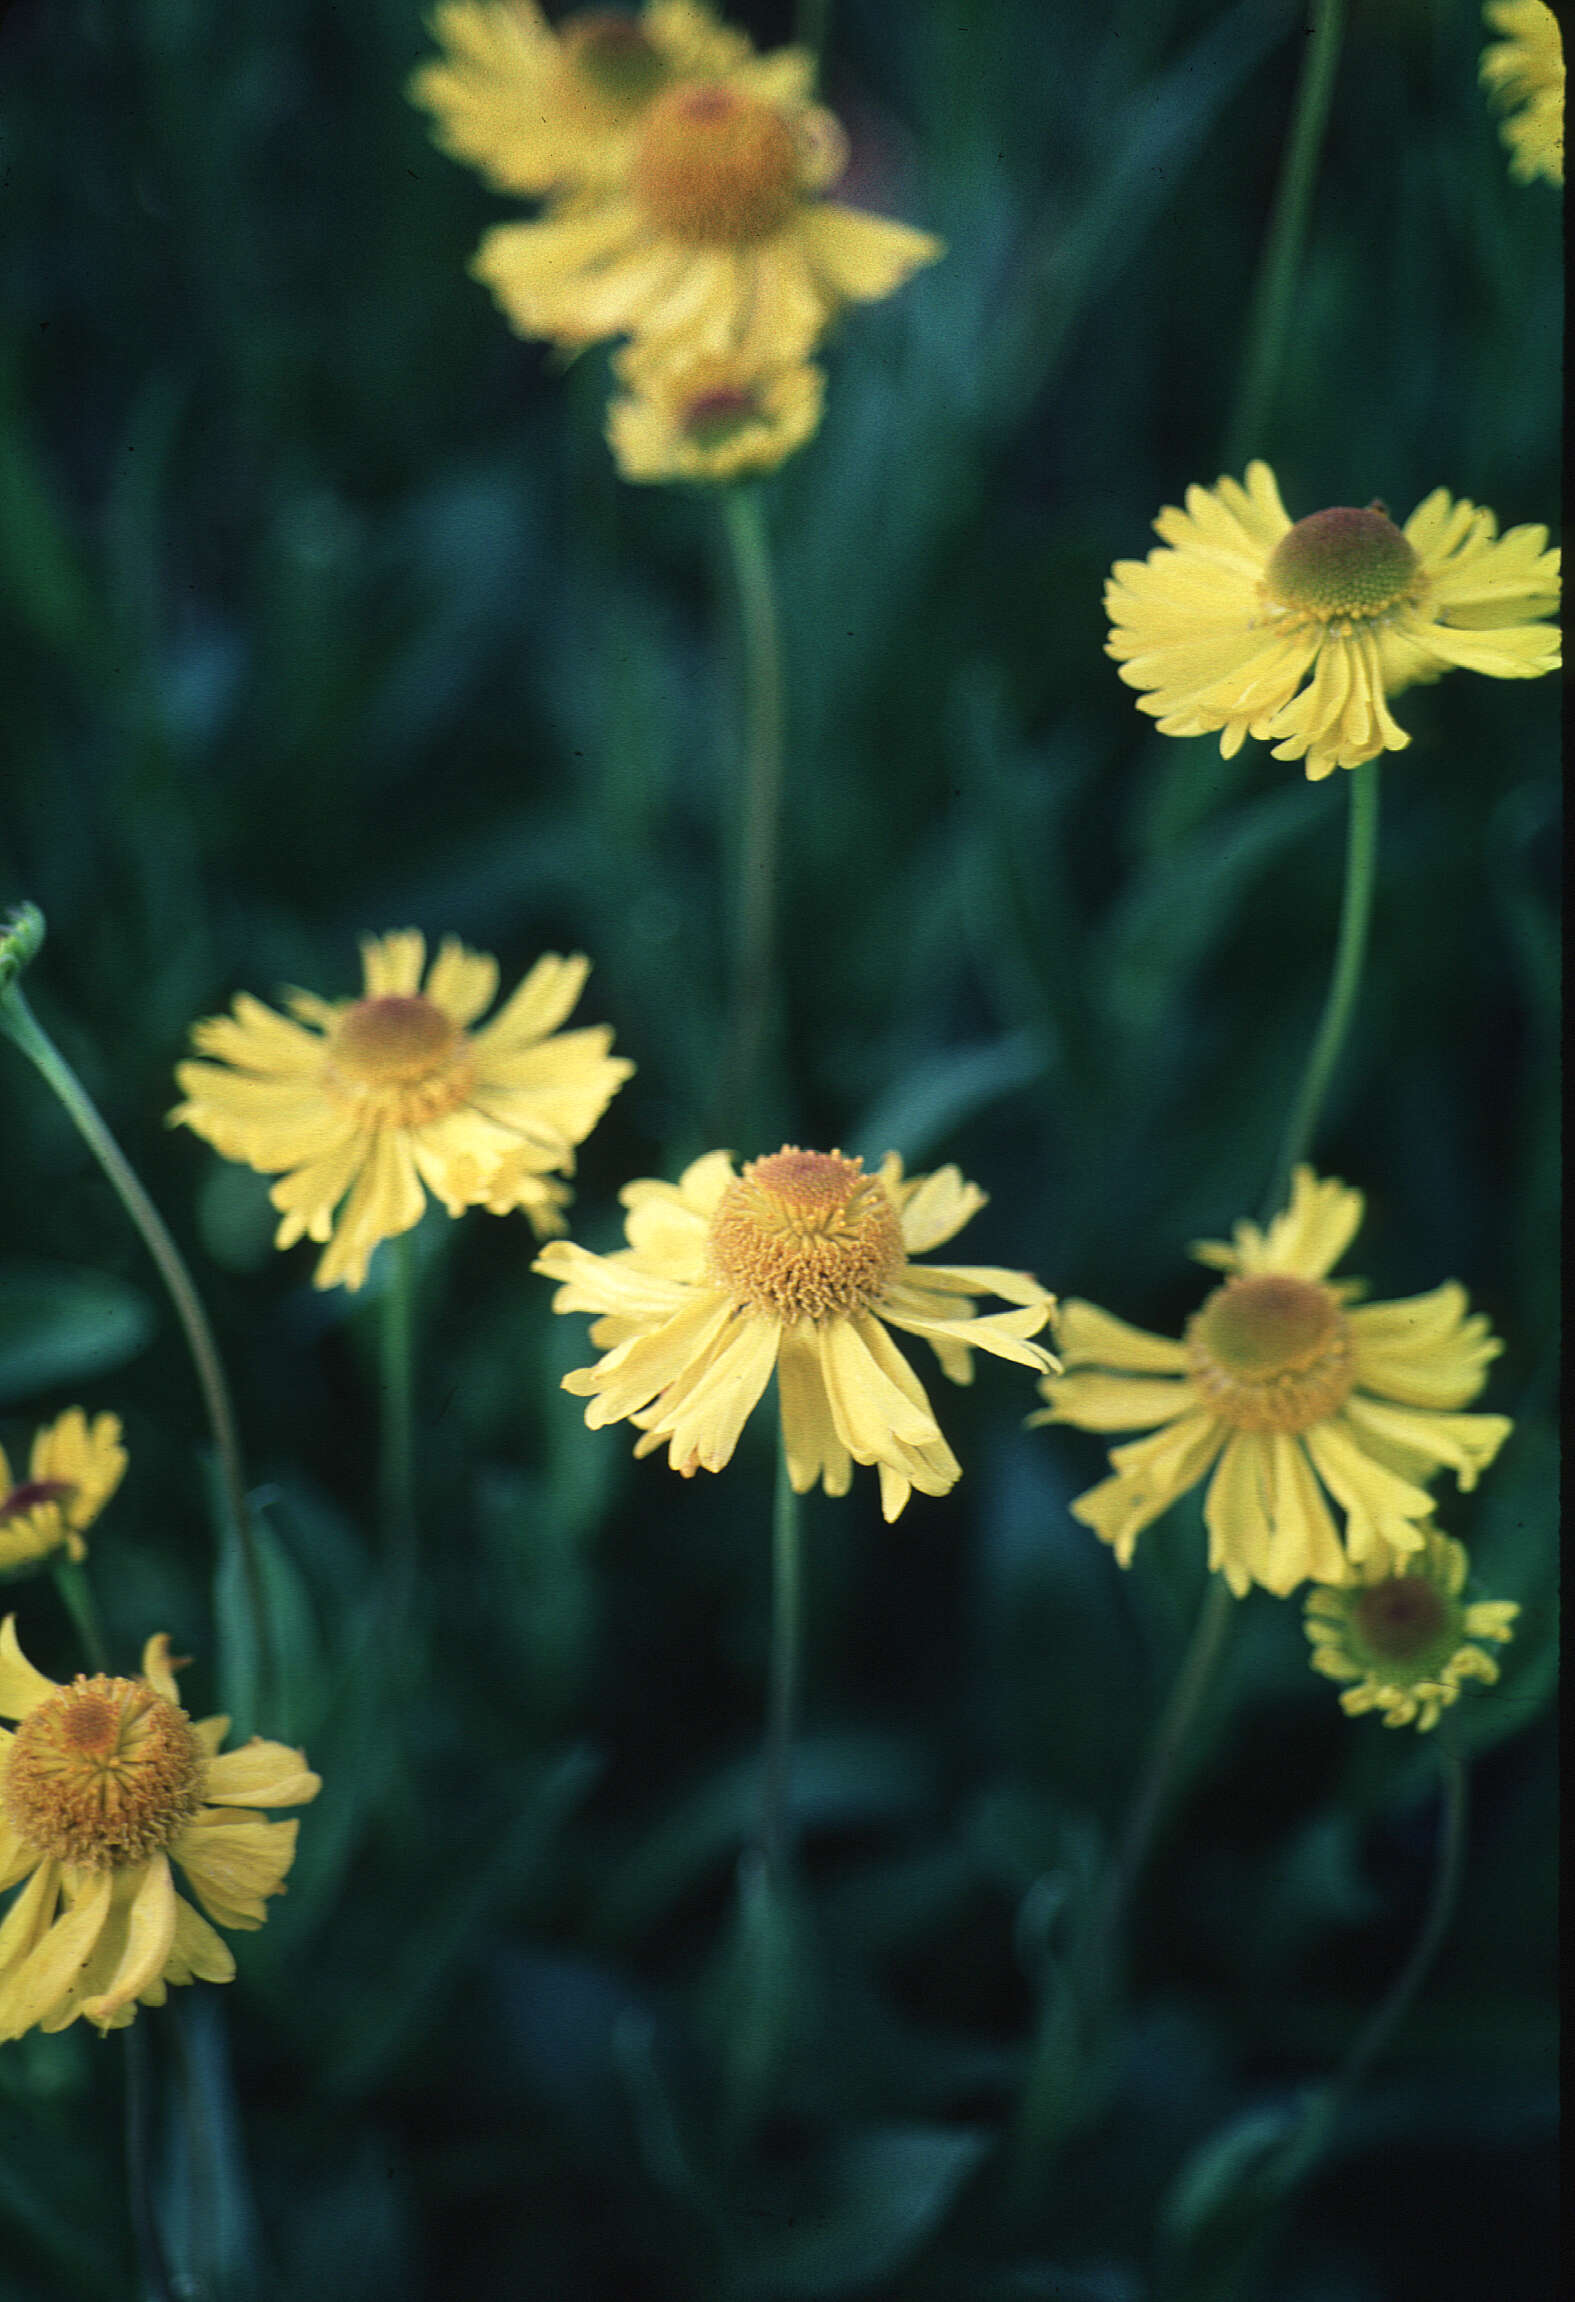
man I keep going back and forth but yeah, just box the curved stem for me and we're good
[760,1445,803,1885]
[1261,759,1380,1224]
[51,1557,111,1674]
[0,980,267,1692]
[716,483,786,1143]
[1109,1573,1237,1913]
[123,2022,176,2302]
[379,1227,420,1642]
[1223,0,1347,471]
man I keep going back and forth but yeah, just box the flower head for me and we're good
[0,1617,320,2038]
[1032,1167,1513,1597]
[1481,1,1564,186]
[536,1146,1058,1521]
[607,344,824,481]
[0,1411,126,1576]
[1304,1525,1519,1730]
[171,932,633,1291]
[468,51,942,371]
[1105,462,1560,779]
[409,1,754,200]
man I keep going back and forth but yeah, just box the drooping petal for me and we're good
[173,1813,300,1931]
[1052,1299,1189,1374]
[0,1866,114,2041]
[80,1854,177,2026]
[1067,1411,1227,1567]
[1030,1370,1200,1432]
[202,1739,323,1808]
[0,1614,60,1720]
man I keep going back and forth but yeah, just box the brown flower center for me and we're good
[682,385,760,447]
[324,994,475,1127]
[0,1478,77,1522]
[1264,505,1421,623]
[3,1675,206,1868]
[708,1148,905,1322]
[633,85,802,245]
[561,10,668,105]
[1348,1573,1460,1676]
[1185,1272,1355,1433]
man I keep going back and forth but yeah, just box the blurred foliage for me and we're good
[0,0,1558,2296]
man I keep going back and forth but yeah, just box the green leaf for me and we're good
[732,2124,989,2298]
[850,1031,1049,1170]
[0,1262,155,1406]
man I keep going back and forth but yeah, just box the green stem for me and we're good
[51,1556,111,1674]
[1223,0,1347,471]
[1261,759,1380,1224]
[760,1445,803,1884]
[1109,1573,1237,1914]
[123,2022,176,2302]
[378,1227,421,1639]
[0,974,267,1688]
[716,482,786,1142]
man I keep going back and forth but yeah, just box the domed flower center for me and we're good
[1264,505,1420,623]
[1,1477,77,1522]
[562,10,668,105]
[633,86,802,245]
[708,1148,906,1322]
[326,995,475,1126]
[1347,1573,1459,1676]
[1185,1272,1355,1433]
[3,1675,206,1868]
[682,384,760,447]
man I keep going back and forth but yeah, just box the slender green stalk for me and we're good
[1261,759,1380,1223]
[51,1556,111,1674]
[760,1445,804,1883]
[1223,0,1347,471]
[123,2022,176,2302]
[378,1227,421,1638]
[715,482,786,1142]
[1109,1572,1237,1913]
[0,959,267,1690]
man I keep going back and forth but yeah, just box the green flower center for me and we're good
[633,85,802,245]
[1347,1573,1461,1679]
[1265,505,1420,622]
[708,1147,906,1322]
[1186,1273,1355,1433]
[562,11,668,105]
[682,385,760,447]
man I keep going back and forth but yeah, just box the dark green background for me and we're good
[0,2,1558,2295]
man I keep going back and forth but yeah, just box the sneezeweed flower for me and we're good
[1032,1167,1513,1599]
[606,344,825,482]
[409,0,753,200]
[1481,1,1564,187]
[171,933,633,1291]
[0,1410,126,1577]
[1304,1525,1519,1731]
[469,52,943,371]
[536,1146,1058,1521]
[1105,461,1561,779]
[0,1616,320,2038]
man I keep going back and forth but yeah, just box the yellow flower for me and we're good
[606,344,824,481]
[0,1410,126,1576]
[1105,461,1561,779]
[409,1,753,200]
[470,55,943,370]
[536,1146,1058,1522]
[0,1616,319,2038]
[1031,1167,1513,1599]
[171,933,633,1292]
[1304,1525,1519,1731]
[1481,0,1564,187]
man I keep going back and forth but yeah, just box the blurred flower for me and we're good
[606,343,824,480]
[537,1146,1057,1521]
[470,56,942,370]
[1481,1,1564,187]
[0,1617,319,2038]
[1032,1167,1512,1598]
[409,1,753,200]
[1105,461,1561,778]
[1304,1524,1519,1730]
[0,1411,126,1577]
[172,933,633,1291]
